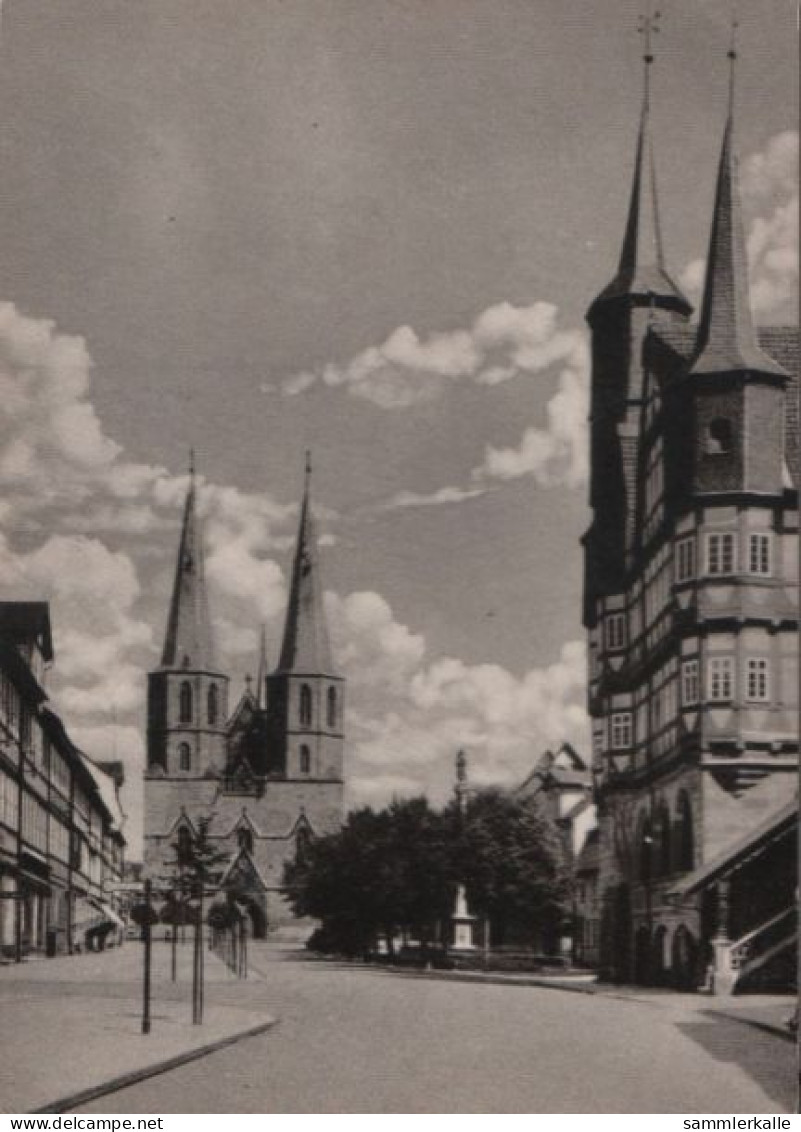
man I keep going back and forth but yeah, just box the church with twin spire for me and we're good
[143,460,345,933]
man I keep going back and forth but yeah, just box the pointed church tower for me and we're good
[147,459,229,777]
[687,37,788,496]
[265,454,344,782]
[584,17,692,613]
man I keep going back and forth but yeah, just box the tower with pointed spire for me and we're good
[264,452,345,782]
[144,454,345,931]
[583,21,798,991]
[584,11,692,613]
[146,459,229,778]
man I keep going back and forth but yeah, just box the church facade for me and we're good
[143,462,345,933]
[583,45,798,991]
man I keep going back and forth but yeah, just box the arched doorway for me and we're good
[671,924,698,991]
[634,925,651,985]
[233,895,267,940]
[650,925,668,985]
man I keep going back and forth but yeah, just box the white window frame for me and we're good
[605,613,626,652]
[681,659,699,706]
[748,533,772,577]
[675,537,696,583]
[707,656,734,702]
[706,532,736,576]
[610,712,633,750]
[745,657,770,702]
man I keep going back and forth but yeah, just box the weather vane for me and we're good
[637,5,662,66]
[727,2,739,110]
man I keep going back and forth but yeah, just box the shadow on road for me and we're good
[675,1017,795,1113]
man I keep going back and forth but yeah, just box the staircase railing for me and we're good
[713,906,796,995]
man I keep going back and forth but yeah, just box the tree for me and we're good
[284,790,572,958]
[453,789,572,949]
[163,815,230,914]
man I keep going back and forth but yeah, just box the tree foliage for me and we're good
[452,789,572,947]
[283,789,571,955]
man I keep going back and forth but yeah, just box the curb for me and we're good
[380,965,797,1038]
[32,1016,278,1114]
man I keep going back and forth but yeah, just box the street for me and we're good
[75,943,795,1114]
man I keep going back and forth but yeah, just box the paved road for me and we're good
[77,944,795,1114]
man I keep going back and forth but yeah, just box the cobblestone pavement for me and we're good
[74,942,796,1114]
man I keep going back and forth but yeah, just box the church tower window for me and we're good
[299,745,311,774]
[237,826,253,853]
[299,684,312,727]
[178,742,191,772]
[327,686,337,728]
[208,684,219,725]
[179,681,193,723]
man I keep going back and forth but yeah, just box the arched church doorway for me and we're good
[232,895,267,940]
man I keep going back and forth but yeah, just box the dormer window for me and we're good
[705,418,733,455]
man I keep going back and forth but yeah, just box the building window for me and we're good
[675,537,696,583]
[748,533,772,576]
[207,684,219,726]
[605,613,626,652]
[705,418,733,455]
[610,713,632,750]
[237,826,253,853]
[707,657,734,702]
[681,660,699,706]
[299,744,311,775]
[706,533,736,576]
[299,685,312,728]
[179,681,193,723]
[327,686,337,728]
[745,658,769,702]
[178,742,191,772]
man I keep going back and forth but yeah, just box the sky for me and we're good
[0,0,796,858]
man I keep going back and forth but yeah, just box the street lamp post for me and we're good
[142,878,152,1035]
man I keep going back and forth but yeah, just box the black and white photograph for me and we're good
[0,0,797,1117]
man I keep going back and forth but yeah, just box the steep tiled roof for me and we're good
[0,602,53,662]
[160,475,217,670]
[276,459,338,677]
[689,102,786,378]
[592,66,689,312]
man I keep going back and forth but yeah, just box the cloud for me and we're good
[680,129,798,318]
[379,485,489,510]
[280,300,588,410]
[472,334,589,488]
[329,590,589,808]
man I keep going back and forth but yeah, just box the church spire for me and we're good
[276,452,337,676]
[593,10,689,311]
[689,24,785,377]
[256,624,268,708]
[160,456,217,670]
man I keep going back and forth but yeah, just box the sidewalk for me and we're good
[0,939,276,1114]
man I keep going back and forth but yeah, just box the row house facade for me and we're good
[0,603,126,960]
[583,49,798,992]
